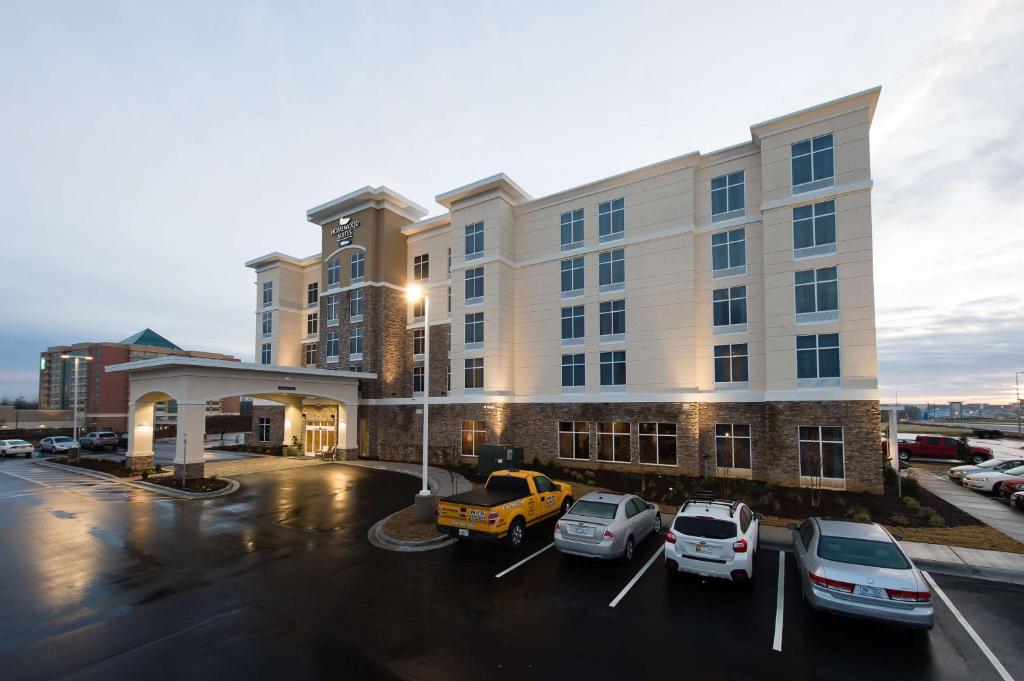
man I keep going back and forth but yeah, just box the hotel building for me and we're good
[246,87,883,492]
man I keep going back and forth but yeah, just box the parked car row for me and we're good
[887,435,992,464]
[948,458,1024,498]
[6,432,130,457]
[438,469,933,630]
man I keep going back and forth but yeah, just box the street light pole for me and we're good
[60,354,93,455]
[421,293,430,496]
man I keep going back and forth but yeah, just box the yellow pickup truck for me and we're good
[436,469,573,548]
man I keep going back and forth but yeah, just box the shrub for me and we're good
[890,513,909,526]
[141,470,149,480]
[883,464,898,486]
[917,506,937,519]
[850,509,872,523]
[927,513,946,528]
[902,496,921,511]
[902,474,921,497]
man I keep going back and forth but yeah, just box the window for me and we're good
[712,228,746,276]
[257,417,271,443]
[561,305,584,342]
[712,286,747,327]
[792,133,834,192]
[795,267,838,319]
[599,350,626,387]
[597,422,630,462]
[715,424,751,469]
[465,266,484,302]
[639,423,677,466]
[461,420,486,456]
[413,366,424,394]
[413,254,429,281]
[598,198,624,241]
[260,343,271,365]
[350,288,364,320]
[465,357,484,390]
[560,257,584,295]
[799,426,845,479]
[413,328,425,356]
[307,282,318,305]
[599,300,625,337]
[350,251,365,282]
[350,364,363,373]
[465,221,484,259]
[447,286,451,313]
[711,171,744,219]
[714,344,748,383]
[558,422,590,460]
[349,327,364,357]
[560,209,584,249]
[326,294,339,324]
[561,354,585,388]
[446,360,450,393]
[327,257,340,287]
[465,312,484,345]
[261,311,272,336]
[307,312,318,336]
[447,247,451,273]
[793,200,837,258]
[304,343,317,366]
[796,333,840,379]
[326,330,339,359]
[262,281,273,308]
[412,298,425,319]
[598,249,624,289]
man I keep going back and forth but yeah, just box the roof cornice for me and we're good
[435,173,532,209]
[750,86,882,140]
[306,186,427,225]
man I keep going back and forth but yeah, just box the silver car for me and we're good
[792,517,933,630]
[554,492,661,561]
[0,439,34,457]
[948,457,1024,482]
[39,436,79,453]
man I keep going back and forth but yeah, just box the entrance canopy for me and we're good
[106,357,375,478]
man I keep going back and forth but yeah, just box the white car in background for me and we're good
[665,493,760,584]
[0,439,34,457]
[963,464,1024,494]
[947,457,1024,483]
[39,436,79,453]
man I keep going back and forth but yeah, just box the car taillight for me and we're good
[808,571,854,593]
[488,512,499,525]
[603,528,615,540]
[885,588,931,602]
[555,522,560,531]
[665,530,676,544]
[732,538,748,553]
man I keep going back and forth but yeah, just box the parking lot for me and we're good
[0,460,1021,681]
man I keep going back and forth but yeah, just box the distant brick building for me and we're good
[38,329,240,432]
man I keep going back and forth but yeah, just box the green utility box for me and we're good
[477,444,524,477]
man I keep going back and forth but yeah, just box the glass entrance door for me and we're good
[304,422,336,456]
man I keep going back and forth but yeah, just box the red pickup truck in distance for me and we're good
[883,435,992,464]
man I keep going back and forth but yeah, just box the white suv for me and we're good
[665,494,760,583]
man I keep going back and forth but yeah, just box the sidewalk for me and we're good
[339,459,472,497]
[914,467,1024,544]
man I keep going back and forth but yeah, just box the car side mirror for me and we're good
[892,533,903,541]
[648,503,656,511]
[786,523,798,531]
[754,512,763,521]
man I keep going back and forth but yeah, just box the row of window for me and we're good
[560,248,625,296]
[712,266,838,328]
[326,251,365,288]
[561,351,626,388]
[322,288,364,327]
[713,333,840,383]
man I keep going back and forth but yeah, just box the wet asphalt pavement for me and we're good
[0,458,1022,681]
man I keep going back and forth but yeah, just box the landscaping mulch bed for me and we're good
[146,476,230,493]
[382,505,445,542]
[53,456,134,478]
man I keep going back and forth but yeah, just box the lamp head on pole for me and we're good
[405,283,424,304]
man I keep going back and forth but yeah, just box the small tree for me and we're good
[807,450,822,509]
[956,435,972,461]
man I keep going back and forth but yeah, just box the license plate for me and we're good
[458,529,469,537]
[695,542,706,553]
[569,525,593,537]
[855,585,884,598]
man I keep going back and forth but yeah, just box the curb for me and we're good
[914,559,1024,586]
[368,510,455,553]
[34,460,241,500]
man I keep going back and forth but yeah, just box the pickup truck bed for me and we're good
[443,488,525,508]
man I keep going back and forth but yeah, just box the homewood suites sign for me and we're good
[331,216,361,247]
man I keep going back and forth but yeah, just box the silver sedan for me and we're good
[792,517,933,630]
[554,492,662,561]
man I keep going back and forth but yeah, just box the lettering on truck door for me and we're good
[534,475,559,518]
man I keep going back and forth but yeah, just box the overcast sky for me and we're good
[1,0,1021,405]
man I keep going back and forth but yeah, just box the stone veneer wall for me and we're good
[250,405,285,445]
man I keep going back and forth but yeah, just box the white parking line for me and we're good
[609,544,665,608]
[772,551,785,652]
[494,542,554,579]
[922,571,1014,681]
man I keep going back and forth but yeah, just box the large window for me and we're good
[714,343,748,383]
[412,298,424,319]
[711,171,744,219]
[260,343,271,365]
[413,254,429,281]
[558,421,590,460]
[598,198,624,241]
[326,294,339,324]
[597,422,630,462]
[307,312,318,336]
[799,426,844,479]
[560,209,584,250]
[413,366,424,394]
[465,221,484,259]
[712,286,747,327]
[413,328,425,356]
[793,200,837,257]
[712,228,745,276]
[561,257,584,295]
[326,330,339,359]
[465,357,484,390]
[598,249,624,289]
[262,281,273,308]
[795,267,838,318]
[796,334,840,379]
[261,311,272,336]
[327,257,340,287]
[307,282,318,305]
[349,327,364,357]
[599,350,626,387]
[350,288,364,320]
[257,417,271,443]
[461,420,486,456]
[350,251,365,282]
[304,343,317,367]
[639,423,677,466]
[715,424,751,469]
[561,353,585,388]
[465,312,484,345]
[465,266,484,302]
[561,305,584,342]
[599,299,625,337]
[792,133,834,193]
